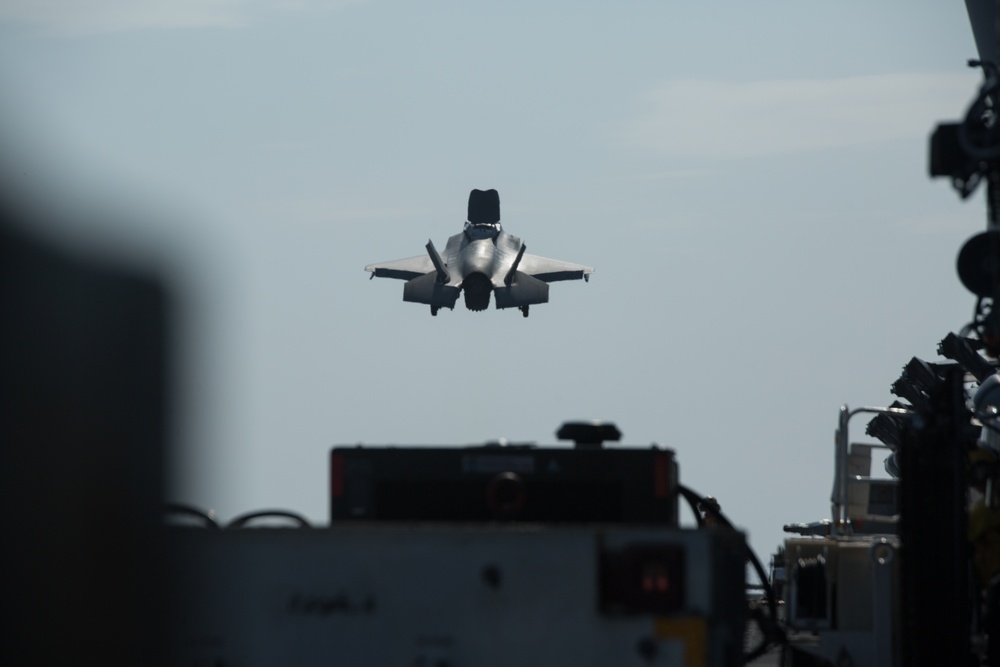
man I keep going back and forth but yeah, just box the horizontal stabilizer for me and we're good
[404,272,461,308]
[494,271,549,309]
[369,266,423,280]
[518,253,594,283]
[365,254,433,281]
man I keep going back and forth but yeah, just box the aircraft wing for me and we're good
[364,255,434,281]
[518,253,594,283]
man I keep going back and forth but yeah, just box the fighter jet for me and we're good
[365,189,593,317]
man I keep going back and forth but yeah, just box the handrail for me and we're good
[832,405,912,534]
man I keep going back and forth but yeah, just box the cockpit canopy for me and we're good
[464,221,500,240]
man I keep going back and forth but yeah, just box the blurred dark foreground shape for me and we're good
[0,197,171,665]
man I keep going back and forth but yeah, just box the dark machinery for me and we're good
[330,423,678,525]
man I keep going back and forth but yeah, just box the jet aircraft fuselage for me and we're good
[365,189,593,317]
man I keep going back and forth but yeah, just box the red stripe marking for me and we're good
[654,454,670,498]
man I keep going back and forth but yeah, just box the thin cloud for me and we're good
[0,0,357,34]
[619,72,981,160]
[612,168,718,181]
[252,198,431,226]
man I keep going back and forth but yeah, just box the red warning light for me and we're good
[600,544,685,614]
[641,563,672,593]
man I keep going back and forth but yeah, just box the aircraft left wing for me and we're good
[364,255,434,281]
[518,253,594,283]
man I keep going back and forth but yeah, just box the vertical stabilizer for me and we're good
[425,239,450,284]
[467,189,500,225]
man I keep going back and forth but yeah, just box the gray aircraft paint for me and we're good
[365,189,593,317]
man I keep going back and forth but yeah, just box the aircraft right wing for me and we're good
[518,253,594,283]
[364,255,434,281]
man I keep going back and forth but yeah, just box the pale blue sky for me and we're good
[0,1,986,557]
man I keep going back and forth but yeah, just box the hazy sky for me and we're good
[0,1,987,558]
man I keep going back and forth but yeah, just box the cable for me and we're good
[676,483,786,662]
[163,502,222,529]
[227,509,312,529]
[677,483,706,528]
